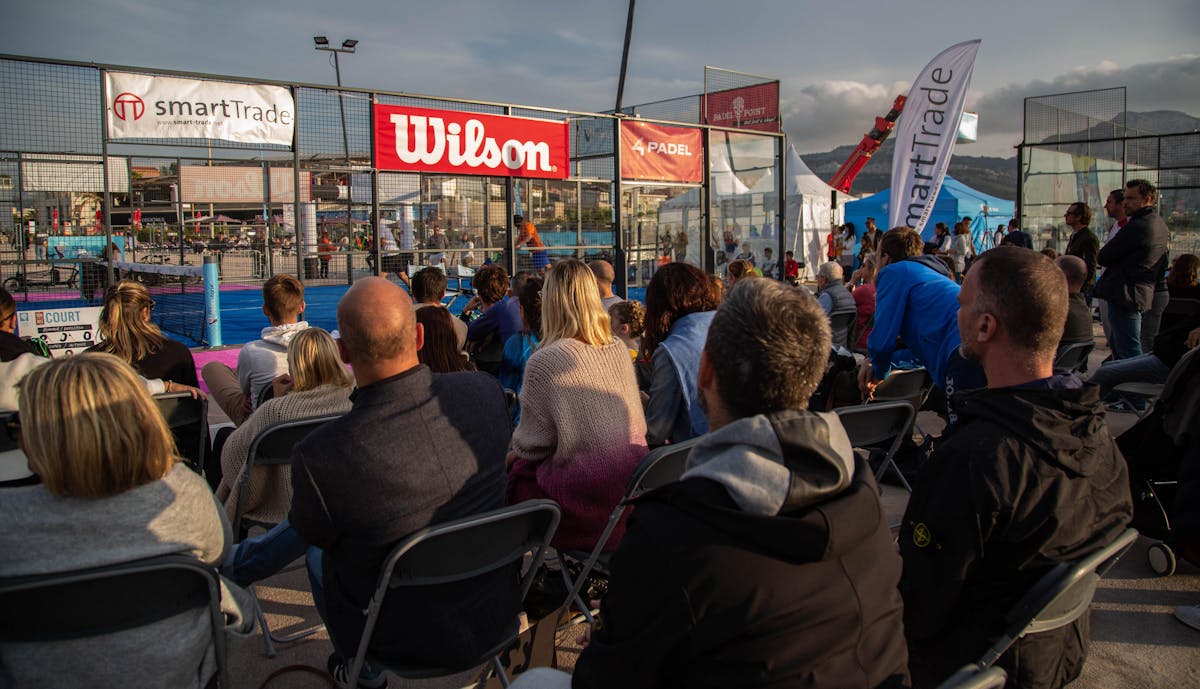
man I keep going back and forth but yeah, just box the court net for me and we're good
[112,261,208,346]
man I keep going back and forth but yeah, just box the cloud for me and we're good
[781,79,912,155]
[785,54,1200,159]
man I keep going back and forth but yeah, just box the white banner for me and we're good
[889,40,981,235]
[105,72,295,146]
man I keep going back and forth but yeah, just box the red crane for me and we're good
[829,96,907,194]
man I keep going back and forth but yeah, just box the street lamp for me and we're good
[313,36,357,163]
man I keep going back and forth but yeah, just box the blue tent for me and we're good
[843,176,1014,252]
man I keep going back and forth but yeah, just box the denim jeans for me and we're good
[1106,302,1143,360]
[1088,353,1171,398]
[222,519,307,588]
[307,547,384,682]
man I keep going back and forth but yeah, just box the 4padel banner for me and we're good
[620,121,703,183]
[105,72,295,146]
[888,40,981,234]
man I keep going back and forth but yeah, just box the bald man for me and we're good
[1056,255,1095,351]
[588,259,624,309]
[286,277,517,683]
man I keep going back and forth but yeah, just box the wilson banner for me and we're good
[374,105,570,179]
[620,121,704,183]
[888,40,981,234]
[105,72,295,146]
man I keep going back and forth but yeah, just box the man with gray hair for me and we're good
[816,261,857,349]
[564,278,910,689]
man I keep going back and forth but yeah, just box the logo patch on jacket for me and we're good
[912,523,932,548]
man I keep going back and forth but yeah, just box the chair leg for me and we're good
[556,556,596,626]
[491,656,511,688]
[249,582,326,658]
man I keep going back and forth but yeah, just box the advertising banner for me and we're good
[374,105,569,179]
[703,82,780,133]
[888,40,981,234]
[16,306,103,356]
[180,166,310,203]
[105,72,295,146]
[620,121,704,184]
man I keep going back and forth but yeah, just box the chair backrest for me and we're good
[153,392,209,468]
[345,501,561,681]
[836,401,916,449]
[233,414,340,534]
[934,664,1008,689]
[871,367,933,408]
[829,311,857,350]
[1053,341,1094,374]
[977,528,1138,669]
[0,554,229,687]
[624,437,701,501]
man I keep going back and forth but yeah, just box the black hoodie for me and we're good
[574,410,910,689]
[899,383,1132,689]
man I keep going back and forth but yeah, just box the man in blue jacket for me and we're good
[858,226,985,424]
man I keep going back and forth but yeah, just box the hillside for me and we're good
[797,110,1199,201]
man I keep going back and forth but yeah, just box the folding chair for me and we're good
[343,499,561,689]
[870,366,933,445]
[934,664,1008,689]
[233,414,341,657]
[829,310,857,351]
[0,554,231,688]
[975,528,1138,670]
[1112,346,1200,419]
[154,391,209,469]
[1053,341,1094,374]
[835,401,917,492]
[558,437,701,625]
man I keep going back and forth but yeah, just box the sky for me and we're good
[4,0,1198,159]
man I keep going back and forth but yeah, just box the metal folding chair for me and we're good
[557,437,701,625]
[835,401,917,492]
[1053,341,1094,374]
[0,554,231,688]
[343,499,561,689]
[975,528,1138,670]
[233,414,340,657]
[870,367,933,444]
[934,664,1008,689]
[153,391,209,469]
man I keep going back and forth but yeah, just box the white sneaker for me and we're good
[1173,604,1200,631]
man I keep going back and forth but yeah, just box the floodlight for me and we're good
[341,39,358,50]
[313,36,329,46]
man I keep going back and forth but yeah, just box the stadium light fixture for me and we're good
[313,36,329,47]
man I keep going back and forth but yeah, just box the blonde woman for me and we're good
[0,353,251,689]
[215,328,352,528]
[87,280,198,389]
[506,259,648,552]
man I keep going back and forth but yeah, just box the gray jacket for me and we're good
[0,463,253,689]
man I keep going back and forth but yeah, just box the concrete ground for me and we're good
[221,331,1200,688]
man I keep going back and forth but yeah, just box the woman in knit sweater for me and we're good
[215,327,352,529]
[506,260,648,552]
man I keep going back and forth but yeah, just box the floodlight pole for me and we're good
[315,38,357,164]
[615,0,636,113]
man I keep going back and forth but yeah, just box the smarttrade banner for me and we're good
[105,72,295,146]
[620,121,703,184]
[888,40,981,234]
[374,105,570,179]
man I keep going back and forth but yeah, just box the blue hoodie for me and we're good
[868,256,960,387]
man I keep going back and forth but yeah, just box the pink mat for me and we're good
[191,347,242,394]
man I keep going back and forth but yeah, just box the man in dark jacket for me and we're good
[568,278,909,689]
[291,277,517,687]
[899,248,1133,689]
[1094,178,1169,359]
[1055,255,1095,350]
[1063,201,1100,298]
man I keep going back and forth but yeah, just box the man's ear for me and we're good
[975,312,998,345]
[698,349,716,392]
[337,337,351,364]
[414,323,425,352]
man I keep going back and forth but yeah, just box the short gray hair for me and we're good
[818,261,843,283]
[704,279,831,418]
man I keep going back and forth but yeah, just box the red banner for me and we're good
[374,104,569,179]
[620,121,704,183]
[703,82,780,133]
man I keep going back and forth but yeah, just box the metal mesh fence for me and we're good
[1020,87,1200,253]
[0,59,102,155]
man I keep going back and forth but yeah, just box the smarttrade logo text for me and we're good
[142,98,293,125]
